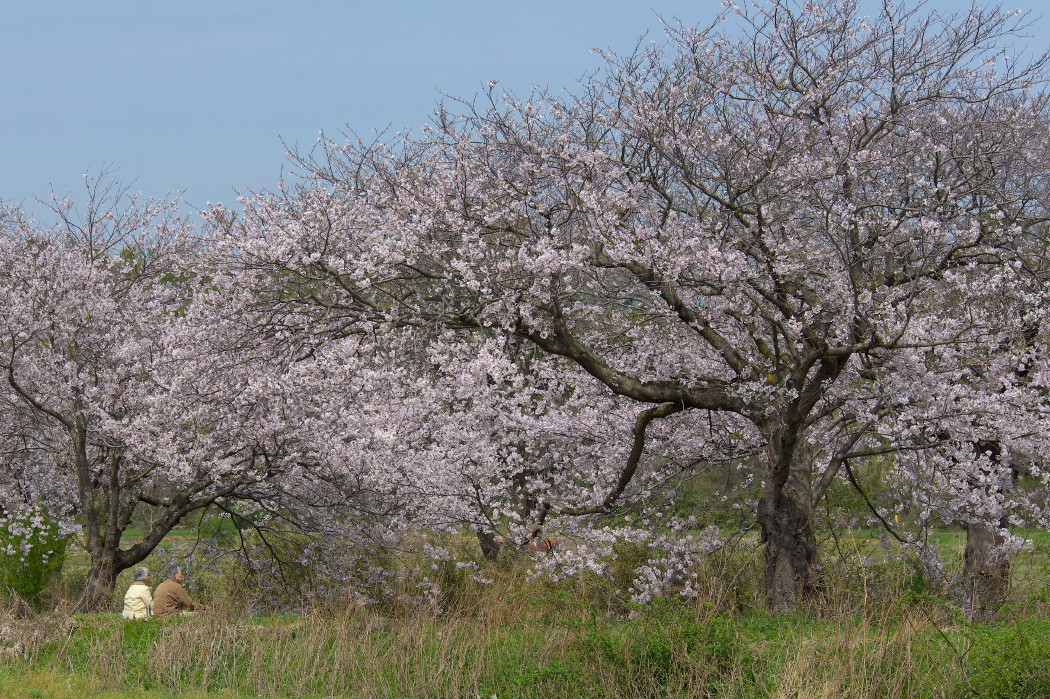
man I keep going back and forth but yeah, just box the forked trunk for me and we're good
[961,520,1011,622]
[757,482,819,612]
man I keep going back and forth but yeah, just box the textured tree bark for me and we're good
[757,425,820,612]
[961,519,1011,622]
[757,483,819,612]
[959,440,1012,621]
[75,555,119,613]
[477,530,501,562]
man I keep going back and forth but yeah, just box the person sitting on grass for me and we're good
[121,566,153,619]
[153,564,210,619]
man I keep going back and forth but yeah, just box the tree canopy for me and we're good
[2,1,1049,613]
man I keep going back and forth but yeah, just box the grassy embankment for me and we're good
[0,527,1048,698]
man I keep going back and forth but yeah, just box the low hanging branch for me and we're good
[843,459,906,544]
[560,401,685,517]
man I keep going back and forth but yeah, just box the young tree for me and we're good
[223,1,1050,609]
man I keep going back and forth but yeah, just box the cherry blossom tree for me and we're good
[0,178,370,610]
[376,335,718,562]
[870,266,1050,619]
[219,1,1050,610]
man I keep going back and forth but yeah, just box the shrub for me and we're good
[962,620,1050,698]
[579,599,744,694]
[0,506,69,609]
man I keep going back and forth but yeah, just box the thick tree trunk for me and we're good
[757,483,819,612]
[756,422,821,612]
[75,555,121,613]
[958,440,1013,621]
[477,530,501,562]
[961,520,1011,622]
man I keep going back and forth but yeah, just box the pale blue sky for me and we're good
[1,1,1046,218]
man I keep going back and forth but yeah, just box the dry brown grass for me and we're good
[0,529,1046,697]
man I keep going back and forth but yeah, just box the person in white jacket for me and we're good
[121,566,153,619]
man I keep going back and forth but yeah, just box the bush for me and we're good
[0,506,69,609]
[579,599,744,694]
[962,620,1050,698]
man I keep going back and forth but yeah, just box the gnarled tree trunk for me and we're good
[958,440,1013,621]
[477,530,501,562]
[757,426,820,612]
[757,482,819,612]
[75,554,120,613]
[961,519,1011,622]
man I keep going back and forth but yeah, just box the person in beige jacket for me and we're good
[153,564,209,619]
[121,567,153,619]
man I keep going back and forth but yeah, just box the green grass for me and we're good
[2,563,1049,699]
[2,522,1047,697]
[2,605,1047,698]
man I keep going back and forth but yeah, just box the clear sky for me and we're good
[1,1,1047,218]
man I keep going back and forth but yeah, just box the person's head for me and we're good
[133,566,150,582]
[165,564,184,582]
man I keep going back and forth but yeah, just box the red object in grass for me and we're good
[529,537,557,551]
